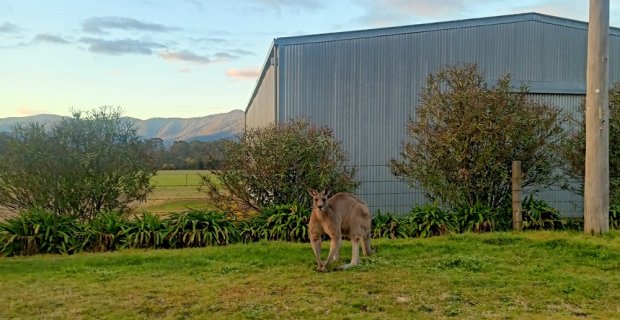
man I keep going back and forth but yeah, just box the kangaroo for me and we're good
[308,189,373,272]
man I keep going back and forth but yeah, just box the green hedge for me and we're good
[3,198,615,257]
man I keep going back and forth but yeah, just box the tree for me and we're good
[562,83,620,205]
[389,64,566,210]
[200,120,358,213]
[0,106,156,220]
[0,132,13,154]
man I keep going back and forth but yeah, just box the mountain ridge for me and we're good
[0,110,245,143]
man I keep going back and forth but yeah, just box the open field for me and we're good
[135,170,215,214]
[0,171,215,219]
[1,231,618,319]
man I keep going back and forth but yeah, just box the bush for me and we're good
[521,196,563,230]
[0,106,156,221]
[0,209,85,256]
[610,205,620,230]
[371,211,406,239]
[454,202,496,233]
[390,64,566,210]
[561,83,620,203]
[123,212,169,249]
[83,211,129,252]
[402,204,457,238]
[167,210,239,247]
[241,203,310,242]
[199,120,358,213]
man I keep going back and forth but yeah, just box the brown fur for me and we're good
[308,189,373,272]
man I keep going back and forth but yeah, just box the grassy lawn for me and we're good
[1,231,619,319]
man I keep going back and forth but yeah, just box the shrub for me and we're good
[123,212,169,249]
[562,217,584,231]
[83,211,129,252]
[454,202,496,233]
[199,120,358,212]
[610,205,620,230]
[0,106,156,221]
[521,196,563,230]
[561,82,620,203]
[241,203,311,242]
[390,64,566,210]
[0,209,84,256]
[167,210,240,247]
[402,204,457,238]
[371,211,406,239]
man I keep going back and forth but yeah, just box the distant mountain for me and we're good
[0,110,245,143]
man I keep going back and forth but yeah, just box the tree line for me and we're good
[143,138,226,170]
[0,133,227,171]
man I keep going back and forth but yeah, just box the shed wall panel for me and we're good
[275,19,619,214]
[246,63,276,128]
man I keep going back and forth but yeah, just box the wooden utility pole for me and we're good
[584,0,610,234]
[512,161,523,231]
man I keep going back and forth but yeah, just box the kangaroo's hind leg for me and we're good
[339,235,360,270]
[361,233,374,256]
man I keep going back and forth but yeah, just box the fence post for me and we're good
[512,161,523,231]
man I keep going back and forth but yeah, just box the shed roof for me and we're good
[275,12,620,46]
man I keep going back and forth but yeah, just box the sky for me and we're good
[0,0,618,120]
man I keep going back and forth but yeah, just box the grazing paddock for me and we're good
[135,170,215,214]
[0,171,215,218]
[1,231,618,319]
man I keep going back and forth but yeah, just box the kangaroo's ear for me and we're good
[308,189,317,197]
[324,190,332,198]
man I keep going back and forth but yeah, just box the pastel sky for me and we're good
[1,0,618,119]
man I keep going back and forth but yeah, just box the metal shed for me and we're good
[245,12,620,215]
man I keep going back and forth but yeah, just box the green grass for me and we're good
[150,170,210,187]
[1,231,619,319]
[137,170,215,214]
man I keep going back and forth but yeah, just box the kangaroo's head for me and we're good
[308,189,332,213]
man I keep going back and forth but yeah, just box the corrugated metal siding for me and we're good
[246,61,276,128]
[527,94,584,216]
[273,19,620,214]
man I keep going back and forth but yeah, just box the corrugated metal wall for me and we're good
[245,57,277,129]
[273,18,620,214]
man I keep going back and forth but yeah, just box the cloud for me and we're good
[82,16,178,34]
[253,0,322,11]
[0,22,19,33]
[214,51,235,61]
[33,34,71,45]
[229,48,254,56]
[159,49,249,66]
[159,50,212,64]
[192,36,227,44]
[351,0,474,26]
[351,0,600,27]
[226,68,260,80]
[80,37,165,55]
